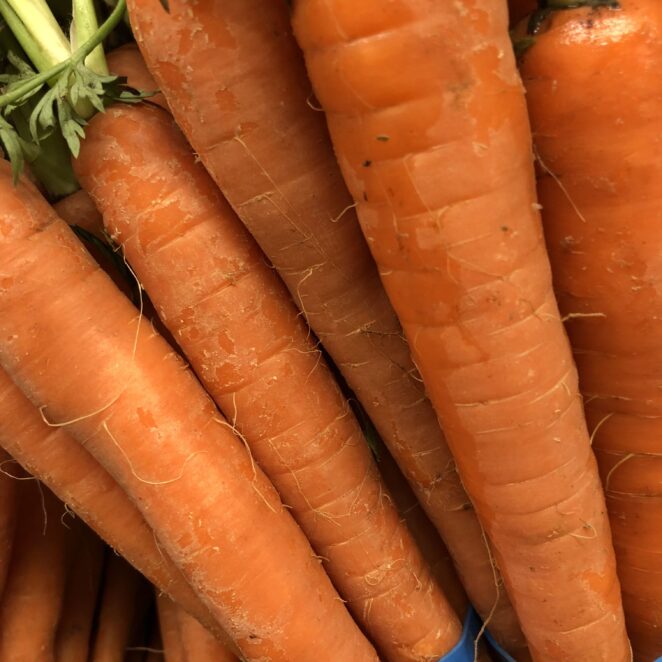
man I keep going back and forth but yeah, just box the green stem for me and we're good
[0,0,126,111]
[0,0,54,72]
[72,0,108,75]
[4,0,70,68]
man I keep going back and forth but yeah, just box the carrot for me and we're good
[509,0,537,26]
[290,1,631,659]
[177,606,238,662]
[126,1,526,651]
[55,518,105,662]
[0,365,217,635]
[91,552,150,662]
[157,594,185,662]
[377,444,469,621]
[0,482,69,661]
[106,44,168,111]
[54,189,104,237]
[0,448,18,602]
[518,2,662,658]
[0,162,377,662]
[74,70,461,662]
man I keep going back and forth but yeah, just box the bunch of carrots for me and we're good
[0,0,658,660]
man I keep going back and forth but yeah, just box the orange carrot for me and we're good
[74,95,461,661]
[177,606,238,662]
[54,519,105,662]
[518,2,662,658]
[157,594,185,662]
[291,1,630,659]
[54,189,104,237]
[377,445,469,621]
[91,552,150,662]
[0,448,17,602]
[0,366,216,635]
[0,162,377,662]
[0,482,69,661]
[106,44,168,111]
[127,1,525,651]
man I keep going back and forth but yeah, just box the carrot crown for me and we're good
[0,0,149,191]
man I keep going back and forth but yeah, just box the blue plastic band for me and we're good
[438,609,481,661]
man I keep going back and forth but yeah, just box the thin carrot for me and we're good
[54,188,104,237]
[518,2,662,658]
[291,1,630,659]
[54,518,105,662]
[74,98,461,661]
[126,1,526,651]
[377,444,469,621]
[0,163,377,662]
[91,552,150,662]
[0,365,217,636]
[0,482,69,662]
[509,0,537,26]
[0,448,18,602]
[157,594,185,662]
[177,606,238,662]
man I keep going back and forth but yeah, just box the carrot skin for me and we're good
[157,594,185,662]
[177,606,238,662]
[0,483,69,662]
[0,366,217,635]
[126,0,526,651]
[91,553,150,662]
[291,1,630,660]
[0,448,17,602]
[74,99,461,661]
[519,3,662,659]
[54,519,105,662]
[377,445,469,620]
[0,163,376,662]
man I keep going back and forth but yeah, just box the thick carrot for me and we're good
[74,99,461,662]
[157,594,185,662]
[518,2,662,658]
[0,448,18,602]
[291,1,630,659]
[0,162,377,662]
[126,1,525,651]
[54,519,105,662]
[91,552,150,662]
[0,366,217,635]
[0,482,69,661]
[177,606,238,662]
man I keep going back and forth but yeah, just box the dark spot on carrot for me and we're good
[363,192,369,202]
[362,160,372,167]
[376,135,389,142]
[501,225,509,232]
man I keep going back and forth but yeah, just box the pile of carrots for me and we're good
[0,0,659,660]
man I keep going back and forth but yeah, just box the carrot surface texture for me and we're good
[0,163,376,662]
[0,482,69,662]
[177,604,239,662]
[291,0,631,660]
[73,94,461,660]
[126,1,526,652]
[518,1,662,659]
[157,594,185,662]
[0,364,215,634]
